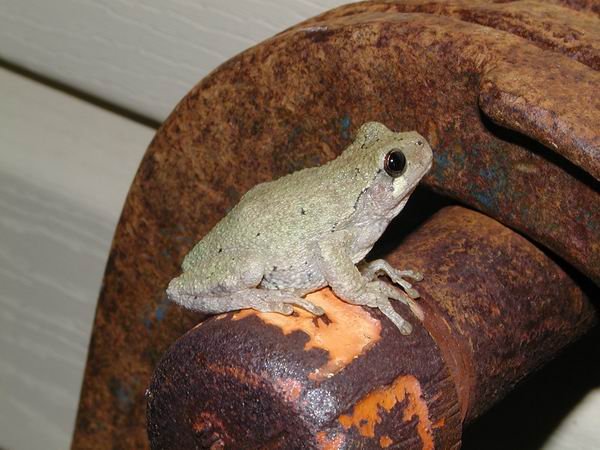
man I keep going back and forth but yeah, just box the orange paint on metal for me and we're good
[206,363,262,387]
[271,378,303,403]
[379,435,394,447]
[432,418,445,429]
[338,375,434,450]
[315,431,346,450]
[192,411,229,445]
[232,288,381,381]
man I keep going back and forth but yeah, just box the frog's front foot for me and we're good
[360,259,423,299]
[368,280,424,321]
[345,280,423,335]
[376,299,414,335]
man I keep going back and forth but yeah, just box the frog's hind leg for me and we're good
[168,248,324,316]
[184,288,324,316]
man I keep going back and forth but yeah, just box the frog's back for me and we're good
[182,163,360,271]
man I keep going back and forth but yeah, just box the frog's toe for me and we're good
[399,270,423,281]
[397,321,413,336]
[306,303,325,316]
[256,302,294,315]
[405,286,420,299]
[368,280,424,321]
[388,274,420,299]
[375,298,414,335]
[286,297,325,316]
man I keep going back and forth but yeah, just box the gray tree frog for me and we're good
[167,122,433,334]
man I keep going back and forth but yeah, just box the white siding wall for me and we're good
[0,67,153,450]
[0,1,598,449]
[0,0,350,122]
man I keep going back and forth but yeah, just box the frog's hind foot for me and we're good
[234,288,325,316]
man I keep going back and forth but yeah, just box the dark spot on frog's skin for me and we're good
[417,140,423,146]
[218,248,222,253]
[256,232,261,237]
[376,168,382,174]
[352,186,370,211]
[300,207,306,215]
[272,266,278,271]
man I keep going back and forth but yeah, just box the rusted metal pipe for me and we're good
[72,3,600,447]
[146,206,595,449]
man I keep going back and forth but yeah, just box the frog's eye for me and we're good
[384,149,407,177]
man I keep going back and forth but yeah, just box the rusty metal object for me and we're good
[146,207,595,449]
[72,2,599,448]
[295,0,600,282]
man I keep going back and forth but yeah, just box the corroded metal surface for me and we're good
[73,2,600,448]
[147,288,461,450]
[146,207,595,449]
[387,207,596,423]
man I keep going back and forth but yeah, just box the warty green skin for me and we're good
[167,122,433,334]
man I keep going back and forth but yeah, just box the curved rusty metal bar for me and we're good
[312,0,600,179]
[289,1,600,282]
[146,207,596,449]
[72,2,599,448]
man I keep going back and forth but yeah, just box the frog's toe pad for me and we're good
[398,321,413,335]
[407,271,424,282]
[405,286,420,299]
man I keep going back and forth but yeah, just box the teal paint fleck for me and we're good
[108,377,134,412]
[431,152,450,182]
[434,152,450,169]
[144,296,171,329]
[472,190,495,210]
[340,115,351,139]
[155,301,169,322]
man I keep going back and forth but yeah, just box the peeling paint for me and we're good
[316,431,346,450]
[206,363,262,388]
[380,435,393,447]
[340,115,352,139]
[271,377,303,403]
[233,288,381,381]
[338,375,434,450]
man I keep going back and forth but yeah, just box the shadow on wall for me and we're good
[463,323,600,449]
